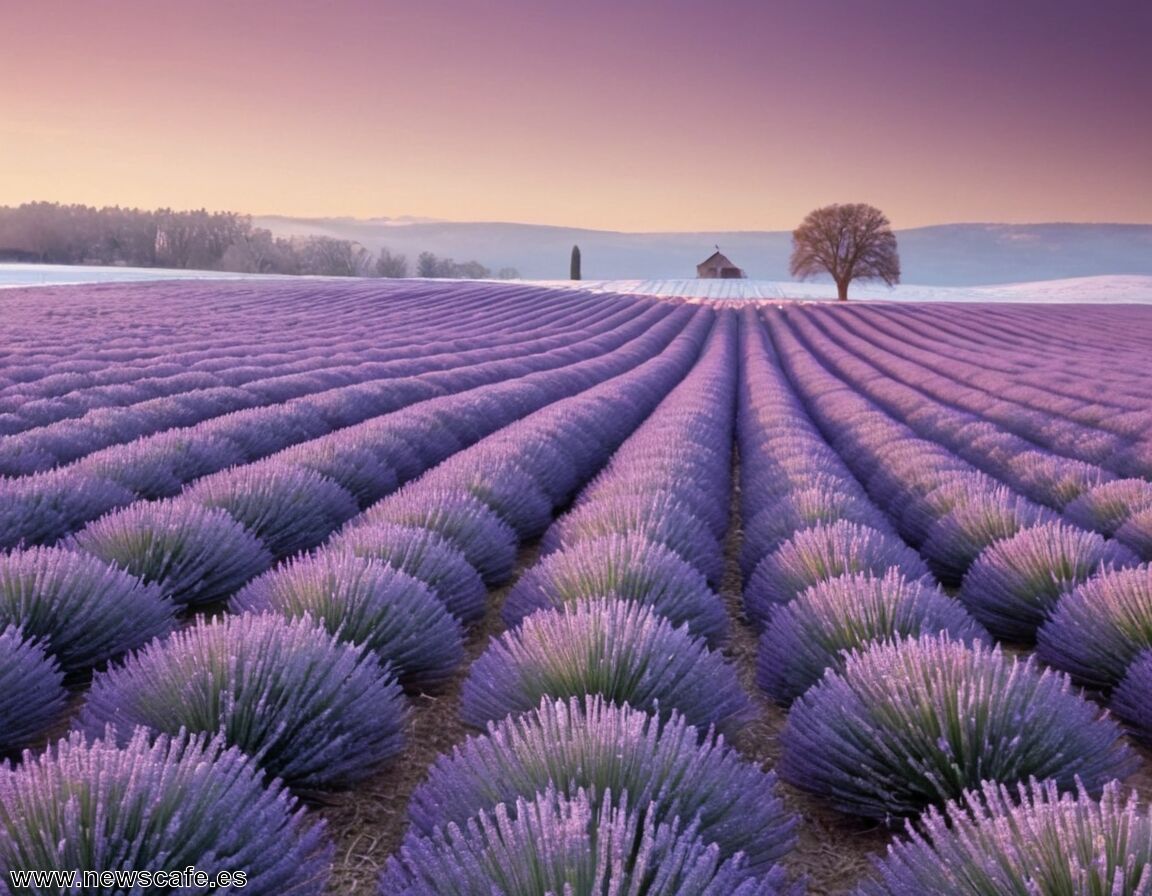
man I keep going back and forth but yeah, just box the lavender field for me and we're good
[2,278,1152,895]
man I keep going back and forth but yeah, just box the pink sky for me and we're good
[2,0,1149,231]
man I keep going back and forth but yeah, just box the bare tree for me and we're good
[790,203,900,300]
[375,247,409,278]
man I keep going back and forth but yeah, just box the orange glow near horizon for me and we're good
[2,0,1149,232]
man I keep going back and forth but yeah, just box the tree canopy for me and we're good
[790,203,900,300]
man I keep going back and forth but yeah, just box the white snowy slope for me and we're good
[0,263,283,289]
[536,275,1152,303]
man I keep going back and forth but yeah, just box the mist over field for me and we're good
[255,218,1152,285]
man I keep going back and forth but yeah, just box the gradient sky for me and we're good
[2,0,1150,231]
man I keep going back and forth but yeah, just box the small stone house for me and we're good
[696,250,744,279]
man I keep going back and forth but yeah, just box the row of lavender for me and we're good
[0,284,676,549]
[0,282,713,892]
[384,312,801,894]
[743,304,1152,892]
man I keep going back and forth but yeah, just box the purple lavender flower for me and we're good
[960,521,1139,642]
[1117,507,1152,561]
[1037,563,1152,691]
[77,613,407,790]
[0,625,67,754]
[1064,477,1152,537]
[419,460,555,540]
[745,521,932,628]
[853,779,1152,895]
[779,634,1134,820]
[461,598,749,735]
[183,460,359,559]
[543,494,722,586]
[757,570,989,706]
[359,488,519,585]
[231,551,464,691]
[382,786,800,896]
[278,440,400,508]
[407,695,796,874]
[0,469,136,549]
[920,487,1058,586]
[71,498,274,607]
[0,728,332,893]
[503,534,728,647]
[328,522,487,625]
[0,546,175,673]
[1112,649,1152,748]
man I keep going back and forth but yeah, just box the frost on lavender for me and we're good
[0,625,67,755]
[407,695,797,874]
[76,613,407,790]
[745,521,932,629]
[853,779,1152,896]
[1037,564,1152,691]
[959,521,1139,642]
[381,787,800,896]
[503,534,729,647]
[460,598,749,735]
[779,634,1134,821]
[0,729,333,894]
[70,499,274,607]
[328,522,487,625]
[0,546,175,673]
[231,551,464,691]
[757,570,989,706]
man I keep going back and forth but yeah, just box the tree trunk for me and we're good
[836,279,849,301]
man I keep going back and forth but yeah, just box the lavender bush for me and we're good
[1117,507,1152,561]
[745,521,932,628]
[0,546,175,672]
[231,552,464,691]
[757,571,989,706]
[359,489,520,585]
[0,729,332,894]
[543,494,722,586]
[960,521,1138,642]
[779,635,1134,820]
[1064,478,1152,537]
[77,613,407,790]
[184,461,359,559]
[407,695,796,874]
[854,779,1152,896]
[1037,564,1152,691]
[71,499,274,607]
[381,787,799,896]
[0,626,67,755]
[1112,650,1152,747]
[503,534,729,647]
[461,598,749,735]
[328,522,487,625]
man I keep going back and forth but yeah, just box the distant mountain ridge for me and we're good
[253,218,1152,286]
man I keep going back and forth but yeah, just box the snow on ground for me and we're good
[2,265,1151,304]
[0,264,282,289]
[537,275,1152,303]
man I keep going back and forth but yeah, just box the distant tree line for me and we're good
[0,202,517,280]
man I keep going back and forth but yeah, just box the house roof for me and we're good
[698,250,739,269]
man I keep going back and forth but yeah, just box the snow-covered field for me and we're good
[544,275,1152,303]
[3,264,1151,303]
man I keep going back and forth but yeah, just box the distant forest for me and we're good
[0,202,517,279]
